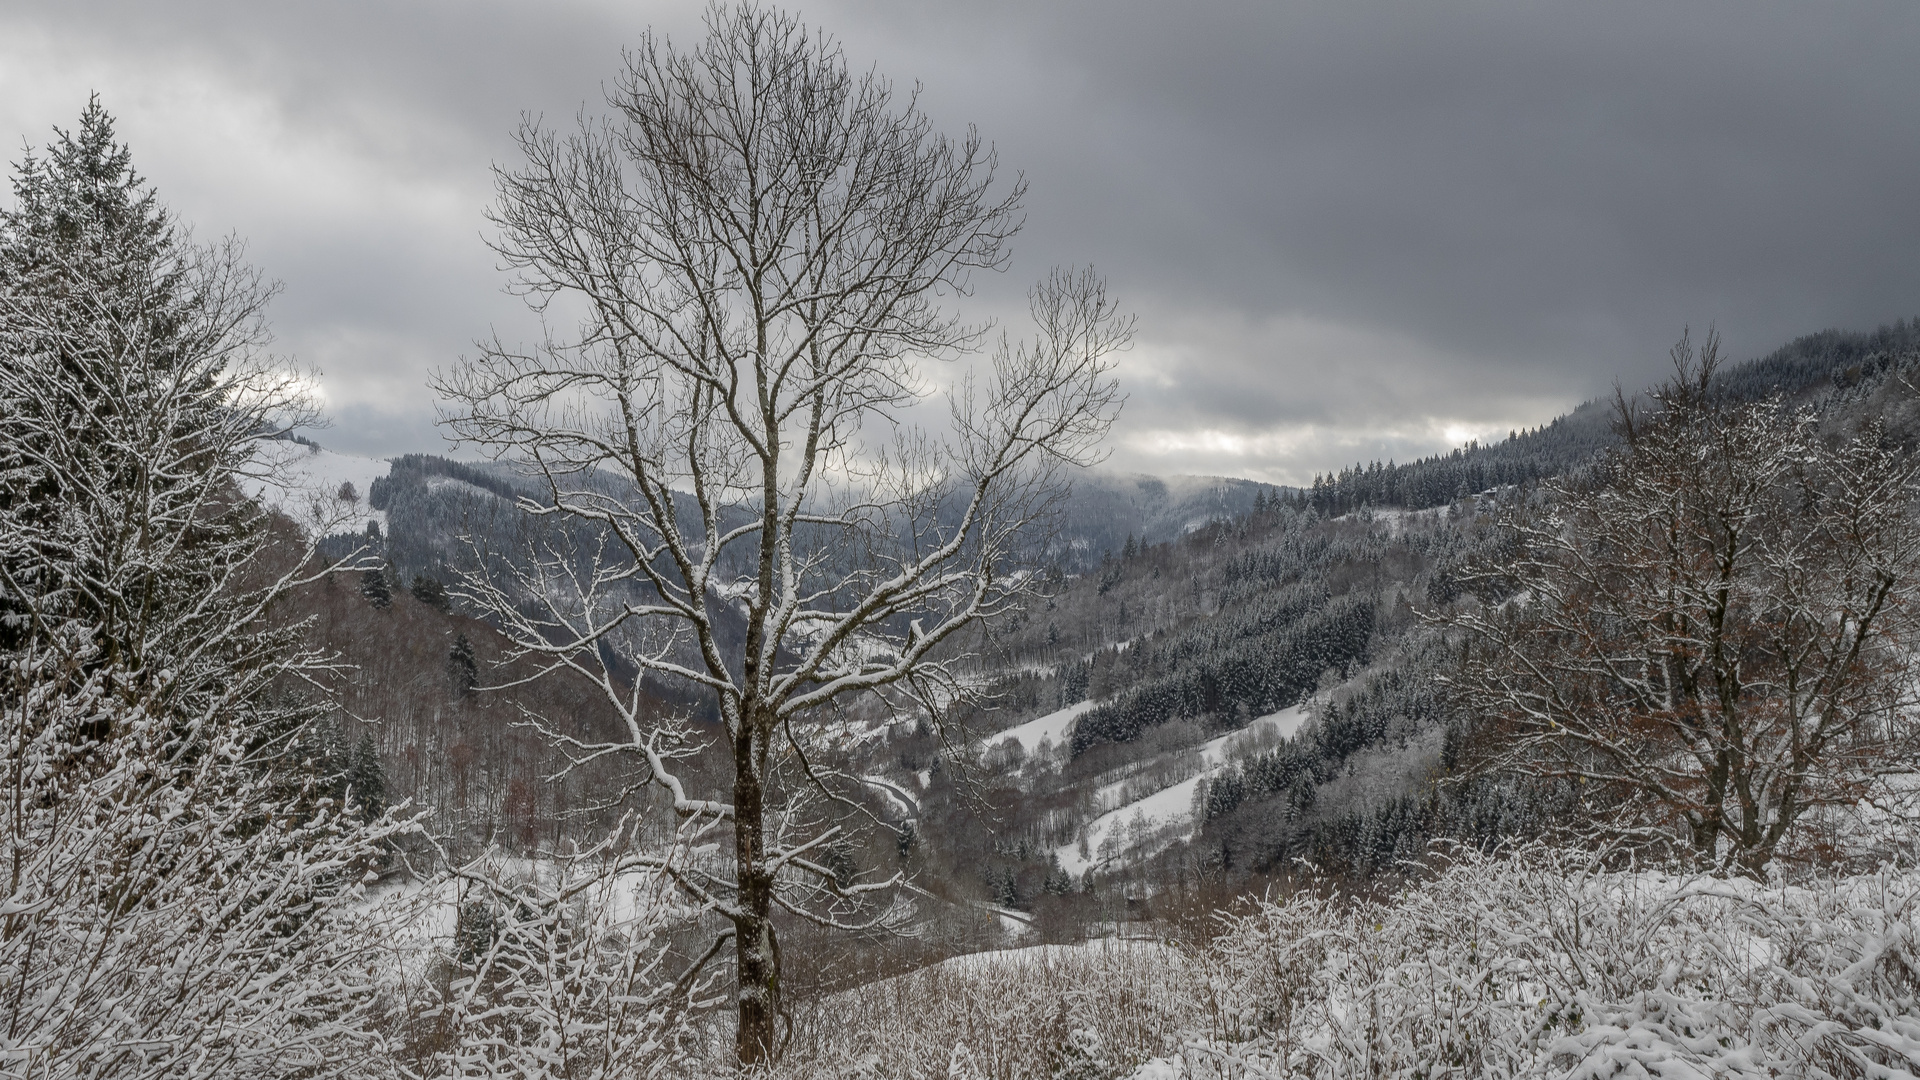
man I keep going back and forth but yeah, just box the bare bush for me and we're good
[377,839,718,1079]
[1450,330,1920,873]
[766,941,1199,1080]
[1185,846,1920,1079]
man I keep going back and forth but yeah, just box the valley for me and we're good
[263,315,1920,963]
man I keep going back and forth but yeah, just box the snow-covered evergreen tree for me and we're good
[361,565,393,608]
[448,631,478,694]
[0,98,410,1078]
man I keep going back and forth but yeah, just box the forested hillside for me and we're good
[1302,316,1920,515]
[280,313,1920,936]
[841,322,1920,931]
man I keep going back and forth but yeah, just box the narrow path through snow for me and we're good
[860,774,920,817]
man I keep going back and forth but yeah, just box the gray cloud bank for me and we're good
[6,1,1919,483]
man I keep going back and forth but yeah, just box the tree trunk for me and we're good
[732,728,780,1067]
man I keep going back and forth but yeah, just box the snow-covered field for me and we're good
[912,938,1174,977]
[246,439,391,539]
[983,699,1098,754]
[778,932,1198,1079]
[1060,704,1313,877]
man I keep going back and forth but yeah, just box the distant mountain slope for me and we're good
[322,450,1283,579]
[1716,318,1920,401]
[1302,316,1920,517]
[248,438,392,539]
[1050,471,1276,565]
[896,316,1920,906]
[289,318,1920,572]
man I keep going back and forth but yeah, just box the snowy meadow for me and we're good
[703,845,1920,1079]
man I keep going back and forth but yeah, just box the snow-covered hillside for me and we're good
[246,439,391,539]
[1059,704,1312,877]
[769,848,1920,1080]
[984,699,1098,754]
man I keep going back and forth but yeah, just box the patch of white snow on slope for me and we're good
[1064,703,1315,877]
[985,699,1097,754]
[930,938,1172,975]
[1092,704,1312,808]
[1207,703,1312,761]
[247,440,391,539]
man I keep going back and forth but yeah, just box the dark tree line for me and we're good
[1713,317,1920,403]
[1072,596,1373,755]
[1195,650,1576,880]
[1202,659,1443,821]
[1304,411,1615,517]
[1300,317,1920,520]
[1061,508,1418,756]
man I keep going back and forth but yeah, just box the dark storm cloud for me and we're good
[819,0,1920,476]
[6,1,1919,482]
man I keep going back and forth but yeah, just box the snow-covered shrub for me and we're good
[0,682,416,1078]
[383,843,718,1079]
[769,941,1202,1080]
[1178,845,1920,1079]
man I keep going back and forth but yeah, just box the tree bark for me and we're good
[732,723,780,1067]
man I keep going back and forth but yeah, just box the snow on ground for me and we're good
[984,699,1097,754]
[984,903,1036,938]
[1059,776,1207,877]
[1090,704,1312,810]
[918,938,1174,976]
[1332,504,1449,537]
[246,439,391,539]
[812,716,894,752]
[1062,703,1316,878]
[358,857,692,976]
[1202,704,1311,764]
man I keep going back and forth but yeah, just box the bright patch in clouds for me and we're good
[1105,309,1574,484]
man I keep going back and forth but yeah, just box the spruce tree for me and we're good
[449,632,478,694]
[1042,854,1072,895]
[410,572,449,610]
[345,731,387,820]
[0,97,402,1073]
[361,565,393,608]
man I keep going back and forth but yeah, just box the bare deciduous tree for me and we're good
[1449,330,1920,874]
[436,3,1128,1064]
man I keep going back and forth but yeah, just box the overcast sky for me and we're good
[7,1,1920,484]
